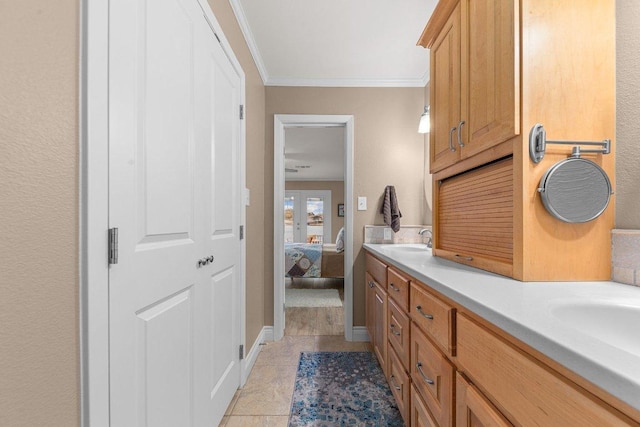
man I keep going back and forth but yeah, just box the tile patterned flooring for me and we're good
[218,335,372,426]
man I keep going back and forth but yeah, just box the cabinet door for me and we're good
[373,282,388,375]
[430,2,462,173]
[459,0,519,158]
[456,373,512,427]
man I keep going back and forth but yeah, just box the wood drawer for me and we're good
[411,323,454,427]
[366,252,387,288]
[457,313,636,426]
[411,383,438,427]
[410,282,455,356]
[435,156,514,277]
[388,297,410,369]
[388,345,410,425]
[387,266,410,312]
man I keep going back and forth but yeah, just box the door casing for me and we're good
[80,1,247,425]
[273,114,355,342]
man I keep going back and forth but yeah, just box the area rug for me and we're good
[285,288,342,308]
[289,352,404,426]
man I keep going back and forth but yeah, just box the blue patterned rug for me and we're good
[289,352,404,426]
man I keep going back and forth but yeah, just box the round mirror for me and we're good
[538,157,612,223]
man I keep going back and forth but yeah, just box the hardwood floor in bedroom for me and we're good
[284,277,344,336]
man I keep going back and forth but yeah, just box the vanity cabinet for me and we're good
[419,0,615,281]
[364,248,640,427]
[425,0,518,173]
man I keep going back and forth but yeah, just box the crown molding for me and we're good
[266,77,428,88]
[228,0,269,84]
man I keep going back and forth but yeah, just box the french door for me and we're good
[284,190,332,244]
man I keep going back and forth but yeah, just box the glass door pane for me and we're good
[306,197,324,243]
[284,193,301,243]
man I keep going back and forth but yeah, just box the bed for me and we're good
[284,243,344,278]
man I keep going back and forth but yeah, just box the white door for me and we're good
[284,190,331,243]
[108,0,243,425]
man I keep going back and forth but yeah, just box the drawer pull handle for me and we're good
[416,305,434,320]
[389,283,401,292]
[416,362,435,385]
[389,374,402,391]
[457,120,466,147]
[389,324,401,336]
[455,254,474,261]
[368,281,375,288]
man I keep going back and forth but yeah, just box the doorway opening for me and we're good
[274,115,354,341]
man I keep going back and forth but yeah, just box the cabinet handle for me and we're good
[416,305,434,320]
[368,281,375,288]
[389,283,401,292]
[455,254,474,261]
[457,120,466,147]
[390,324,401,336]
[449,127,457,152]
[389,374,402,391]
[416,362,435,385]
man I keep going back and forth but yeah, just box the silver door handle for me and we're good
[197,255,215,268]
[416,362,435,385]
[449,127,457,152]
[415,305,433,320]
[457,120,465,147]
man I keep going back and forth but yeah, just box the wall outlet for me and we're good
[384,228,392,241]
[357,196,367,211]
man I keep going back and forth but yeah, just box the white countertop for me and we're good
[363,243,640,411]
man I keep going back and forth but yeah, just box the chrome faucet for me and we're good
[418,229,433,249]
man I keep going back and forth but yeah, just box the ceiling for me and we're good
[285,127,345,181]
[230,0,438,87]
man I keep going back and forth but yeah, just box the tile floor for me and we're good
[218,335,372,426]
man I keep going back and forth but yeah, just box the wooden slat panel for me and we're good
[438,157,513,264]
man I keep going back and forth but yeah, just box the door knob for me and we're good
[197,255,215,268]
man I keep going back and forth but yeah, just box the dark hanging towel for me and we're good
[381,185,402,232]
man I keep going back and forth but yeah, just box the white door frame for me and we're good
[273,114,354,341]
[79,1,247,425]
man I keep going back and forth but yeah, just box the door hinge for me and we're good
[239,225,244,240]
[108,228,118,265]
[239,344,244,360]
[239,105,244,120]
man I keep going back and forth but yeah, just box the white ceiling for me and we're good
[230,0,438,87]
[285,127,345,181]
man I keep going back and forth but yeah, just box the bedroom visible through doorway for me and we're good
[283,127,345,336]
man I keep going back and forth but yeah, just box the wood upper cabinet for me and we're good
[423,0,519,174]
[419,0,615,281]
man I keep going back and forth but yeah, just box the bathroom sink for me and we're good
[549,301,640,357]
[377,243,430,253]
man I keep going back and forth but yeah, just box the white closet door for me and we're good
[108,0,242,425]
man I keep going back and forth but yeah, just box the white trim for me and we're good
[262,326,274,342]
[82,2,247,425]
[266,77,427,88]
[241,326,269,386]
[351,326,371,342]
[274,115,355,341]
[420,70,430,87]
[227,0,269,84]
[80,0,109,425]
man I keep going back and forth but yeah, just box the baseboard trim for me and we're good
[241,326,273,385]
[351,326,370,342]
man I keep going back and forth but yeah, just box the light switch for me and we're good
[357,196,367,211]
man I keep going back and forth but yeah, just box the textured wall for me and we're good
[616,0,640,229]
[0,1,80,425]
[265,87,428,326]
[207,0,266,349]
[285,181,345,239]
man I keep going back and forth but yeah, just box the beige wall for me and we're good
[285,181,345,239]
[0,1,80,425]
[207,0,266,349]
[266,87,428,326]
[616,0,640,229]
